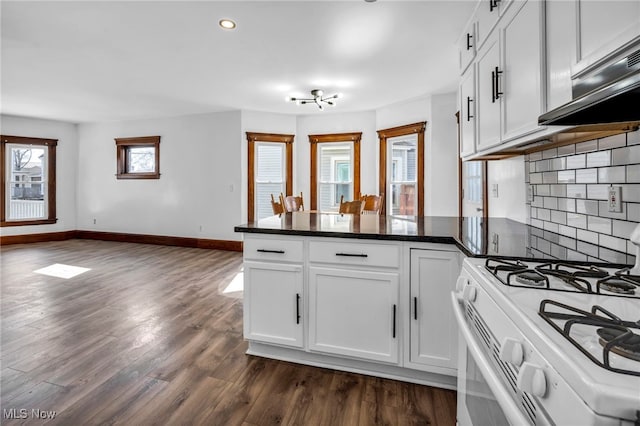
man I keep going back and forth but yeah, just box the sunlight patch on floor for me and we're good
[34,263,91,279]
[223,271,244,294]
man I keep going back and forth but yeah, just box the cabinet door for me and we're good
[476,32,501,152]
[475,0,501,49]
[410,249,461,373]
[309,267,399,364]
[243,261,303,348]
[459,21,476,74]
[546,0,576,111]
[459,64,476,157]
[501,0,545,142]
[577,0,640,71]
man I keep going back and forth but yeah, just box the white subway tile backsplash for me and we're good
[566,184,586,198]
[586,184,608,200]
[576,168,597,183]
[525,130,640,263]
[557,144,575,156]
[543,197,558,210]
[599,234,627,252]
[587,216,611,234]
[576,199,598,215]
[587,151,611,168]
[597,201,626,220]
[566,154,586,169]
[557,170,575,183]
[598,134,626,150]
[577,229,599,244]
[598,166,625,183]
[576,139,598,154]
[612,145,640,165]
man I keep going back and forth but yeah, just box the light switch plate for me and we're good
[608,186,622,212]
[492,184,499,198]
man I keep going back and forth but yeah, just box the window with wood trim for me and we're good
[247,132,294,222]
[377,122,425,216]
[309,132,361,212]
[115,136,160,179]
[1,135,57,227]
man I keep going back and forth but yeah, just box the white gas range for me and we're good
[452,256,640,426]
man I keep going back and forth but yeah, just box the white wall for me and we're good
[376,96,430,130]
[240,110,297,223]
[76,111,242,241]
[488,155,527,223]
[296,111,377,200]
[426,93,458,216]
[0,115,78,236]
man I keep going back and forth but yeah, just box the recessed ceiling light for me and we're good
[219,19,236,30]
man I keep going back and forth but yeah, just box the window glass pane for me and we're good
[318,142,352,211]
[255,142,285,219]
[8,146,46,220]
[127,147,155,173]
[388,135,417,215]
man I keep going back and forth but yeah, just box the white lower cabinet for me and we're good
[243,261,303,348]
[308,266,399,364]
[409,248,461,374]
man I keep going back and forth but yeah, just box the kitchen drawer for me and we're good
[244,237,303,263]
[309,240,400,269]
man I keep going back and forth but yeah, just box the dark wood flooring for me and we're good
[0,239,456,425]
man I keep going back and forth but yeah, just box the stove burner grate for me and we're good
[597,276,637,295]
[597,328,640,362]
[539,299,640,376]
[535,263,594,293]
[515,271,547,287]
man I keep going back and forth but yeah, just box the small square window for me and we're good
[115,136,160,179]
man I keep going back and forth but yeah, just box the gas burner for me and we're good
[535,263,593,293]
[515,271,547,287]
[598,276,637,295]
[485,258,528,273]
[539,299,640,376]
[597,328,640,362]
[615,268,640,285]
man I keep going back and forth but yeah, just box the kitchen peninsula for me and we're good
[234,212,530,389]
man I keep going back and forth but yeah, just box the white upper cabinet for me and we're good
[500,0,545,142]
[459,64,477,157]
[476,0,512,49]
[459,20,476,74]
[545,0,576,111]
[476,31,502,152]
[575,0,640,75]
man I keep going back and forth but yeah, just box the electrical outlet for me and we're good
[492,184,499,198]
[93,218,96,225]
[608,186,622,212]
[527,185,534,202]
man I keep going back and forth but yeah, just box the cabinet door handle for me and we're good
[296,293,301,324]
[490,0,500,12]
[466,33,473,50]
[335,252,368,258]
[491,70,496,103]
[494,66,503,100]
[392,304,397,338]
[414,297,418,320]
[257,249,285,254]
[466,96,474,121]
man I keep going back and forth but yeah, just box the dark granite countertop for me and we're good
[234,212,634,265]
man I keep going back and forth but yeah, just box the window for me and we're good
[247,132,294,222]
[1,135,57,226]
[309,132,361,212]
[115,136,160,179]
[377,122,425,216]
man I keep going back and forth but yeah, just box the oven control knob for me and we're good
[517,362,547,397]
[455,276,469,292]
[499,338,524,366]
[462,285,477,302]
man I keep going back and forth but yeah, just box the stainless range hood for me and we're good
[539,41,640,126]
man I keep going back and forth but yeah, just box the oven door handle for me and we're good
[451,292,531,426]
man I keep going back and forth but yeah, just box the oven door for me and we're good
[451,292,531,426]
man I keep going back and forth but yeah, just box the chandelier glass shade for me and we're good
[287,89,342,110]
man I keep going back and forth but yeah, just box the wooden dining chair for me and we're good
[339,195,364,214]
[281,192,304,212]
[271,193,285,215]
[360,193,384,215]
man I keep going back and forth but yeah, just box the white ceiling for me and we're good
[1,1,476,123]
